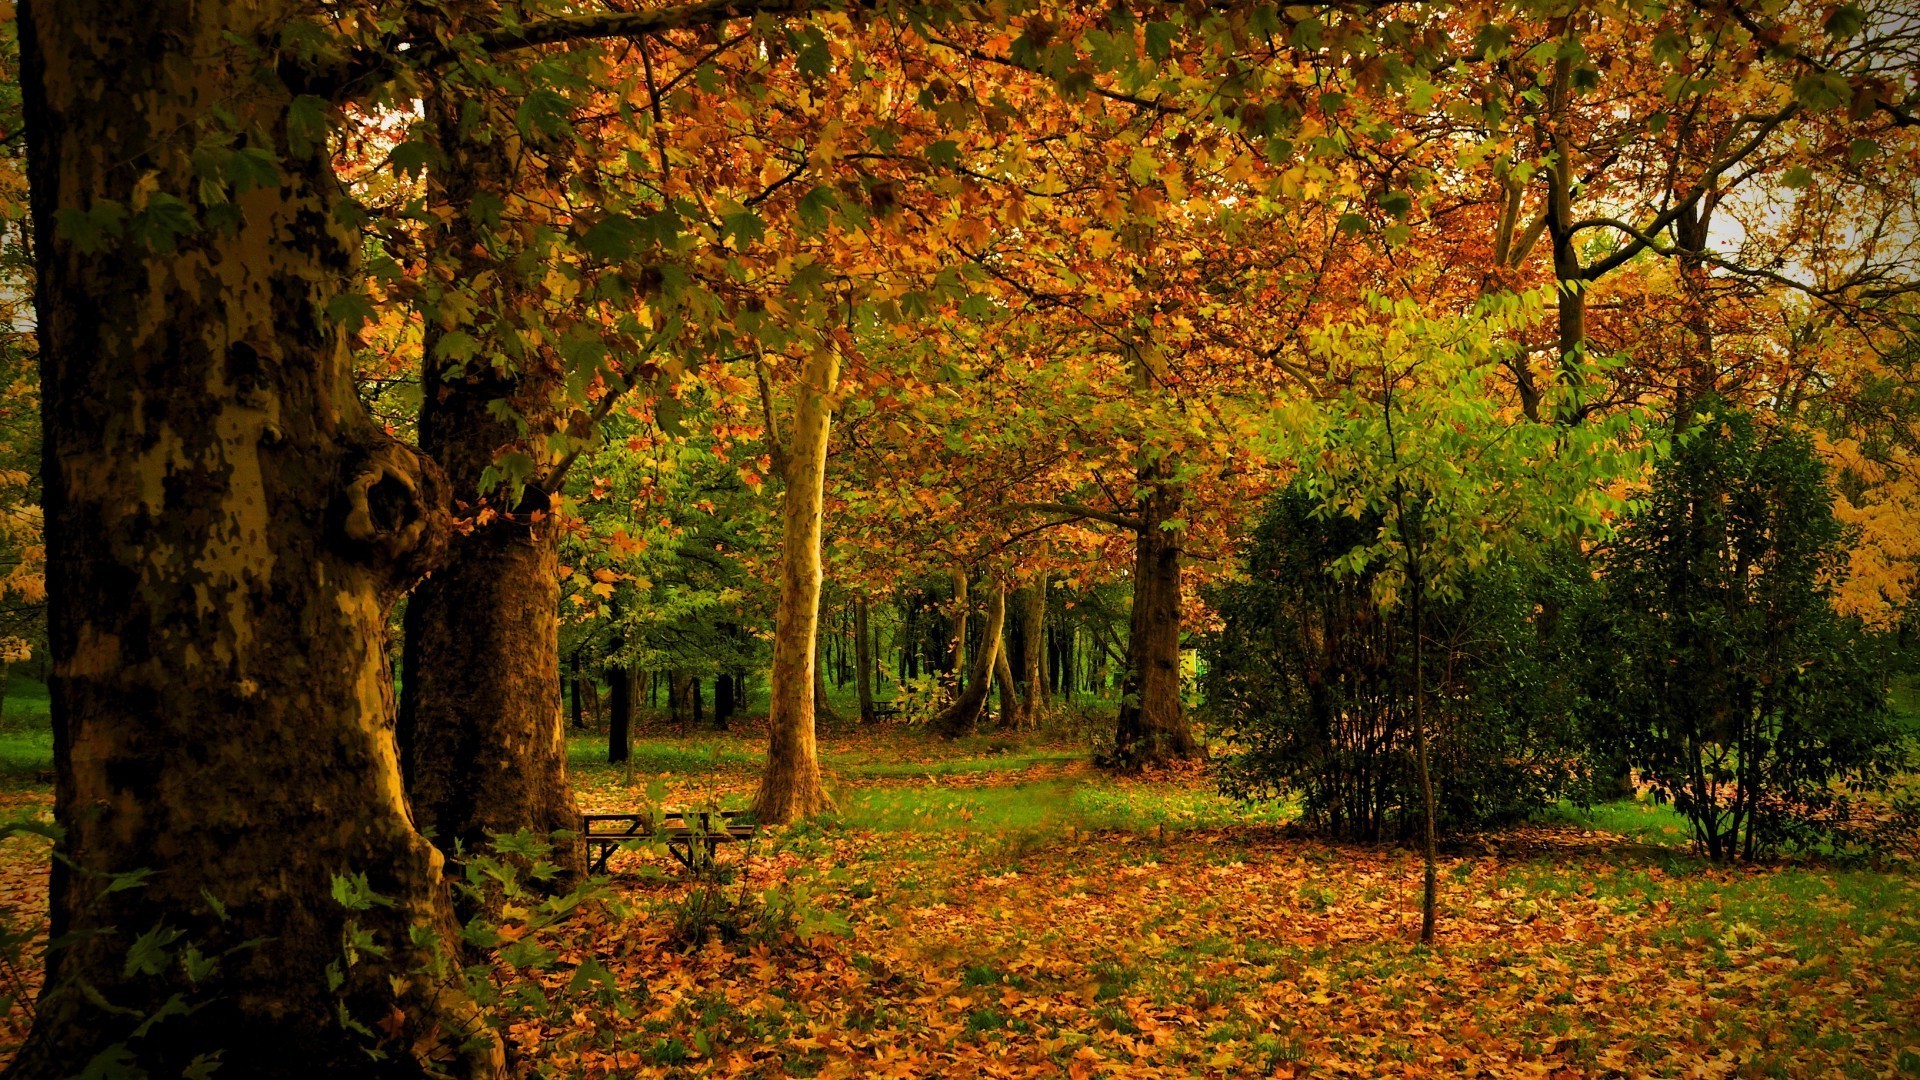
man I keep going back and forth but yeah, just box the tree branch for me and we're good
[392,0,823,74]
[991,501,1144,532]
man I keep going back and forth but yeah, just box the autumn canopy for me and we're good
[0,0,1915,1075]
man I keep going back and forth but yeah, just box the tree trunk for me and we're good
[1018,573,1047,720]
[1113,475,1199,768]
[812,644,841,723]
[993,639,1019,728]
[750,350,839,824]
[931,585,1005,738]
[948,569,969,689]
[1411,567,1439,945]
[607,666,631,764]
[569,653,586,731]
[855,597,875,722]
[715,673,735,729]
[9,2,501,1073]
[396,0,583,890]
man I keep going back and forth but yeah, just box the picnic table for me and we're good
[582,810,756,873]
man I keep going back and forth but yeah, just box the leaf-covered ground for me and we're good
[3,722,1919,1077]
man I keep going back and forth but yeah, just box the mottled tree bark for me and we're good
[751,349,839,824]
[931,586,1005,738]
[1113,472,1199,768]
[399,62,584,883]
[854,597,875,722]
[10,1,500,1074]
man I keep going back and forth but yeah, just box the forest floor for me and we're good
[0,689,1915,1077]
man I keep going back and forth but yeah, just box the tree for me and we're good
[1595,402,1907,860]
[931,581,1006,737]
[1208,484,1593,843]
[1255,291,1638,942]
[9,0,506,1073]
[751,347,840,822]
[398,26,586,888]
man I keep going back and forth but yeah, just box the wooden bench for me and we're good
[581,811,756,873]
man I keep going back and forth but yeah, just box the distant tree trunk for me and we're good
[948,569,970,690]
[931,586,1005,738]
[668,670,691,723]
[855,597,876,722]
[9,1,501,1072]
[570,653,586,731]
[691,677,703,725]
[607,667,631,765]
[1114,472,1199,768]
[751,349,838,824]
[715,673,735,729]
[1017,574,1047,720]
[993,640,1019,728]
[813,642,841,723]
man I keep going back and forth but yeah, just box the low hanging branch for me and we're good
[989,501,1144,532]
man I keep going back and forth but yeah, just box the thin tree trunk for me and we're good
[948,569,969,689]
[1411,567,1438,945]
[813,644,840,723]
[569,653,586,731]
[751,349,839,824]
[715,673,734,729]
[931,585,1005,737]
[608,666,631,764]
[10,2,500,1072]
[1114,472,1199,768]
[855,597,875,722]
[1018,573,1047,720]
[993,639,1019,728]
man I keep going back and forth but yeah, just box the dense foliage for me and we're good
[1205,483,1588,840]
[1589,404,1911,860]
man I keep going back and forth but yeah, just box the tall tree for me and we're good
[398,39,584,886]
[751,348,840,822]
[9,0,502,1073]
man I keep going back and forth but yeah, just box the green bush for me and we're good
[1203,482,1587,840]
[1589,404,1908,860]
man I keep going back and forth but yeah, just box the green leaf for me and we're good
[1144,20,1179,61]
[124,924,184,977]
[1824,4,1866,39]
[1792,72,1852,112]
[325,291,377,334]
[515,89,573,139]
[390,139,432,180]
[720,209,766,249]
[285,94,331,158]
[434,330,482,363]
[797,184,839,231]
[126,193,196,252]
[330,872,395,912]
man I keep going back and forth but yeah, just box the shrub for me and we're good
[1203,483,1588,840]
[1591,403,1909,860]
